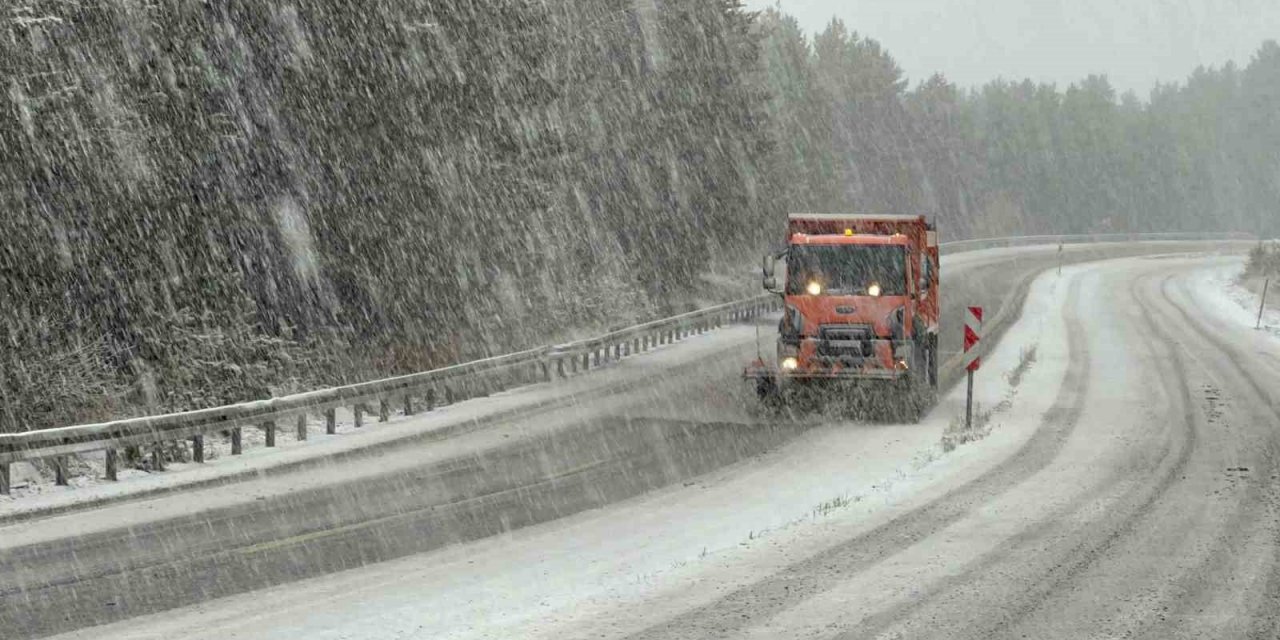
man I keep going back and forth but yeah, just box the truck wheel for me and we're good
[756,377,787,410]
[906,339,936,421]
[896,381,925,423]
[756,377,776,401]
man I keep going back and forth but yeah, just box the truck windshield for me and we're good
[787,245,908,296]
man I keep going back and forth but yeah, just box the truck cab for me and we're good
[747,214,940,415]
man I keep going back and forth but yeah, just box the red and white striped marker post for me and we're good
[964,306,984,430]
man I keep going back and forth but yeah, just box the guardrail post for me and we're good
[445,386,455,405]
[191,436,204,464]
[540,360,552,382]
[354,405,364,428]
[151,445,165,471]
[296,414,308,441]
[581,353,589,371]
[54,456,68,486]
[106,449,119,480]
[231,427,243,455]
[0,462,9,495]
[426,388,437,411]
[263,420,276,447]
[325,408,337,435]
[404,394,415,417]
[379,398,390,422]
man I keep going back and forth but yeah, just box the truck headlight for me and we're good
[806,281,823,296]
[868,282,882,297]
[781,357,800,370]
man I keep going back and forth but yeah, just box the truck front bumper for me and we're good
[743,338,914,383]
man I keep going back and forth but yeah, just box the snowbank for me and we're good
[1189,257,1280,340]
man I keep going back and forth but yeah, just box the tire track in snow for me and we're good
[622,276,1095,640]
[821,268,1199,640]
[1126,272,1280,640]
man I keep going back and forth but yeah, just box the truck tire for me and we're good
[904,337,937,422]
[756,376,777,401]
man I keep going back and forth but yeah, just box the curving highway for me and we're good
[3,243,1276,640]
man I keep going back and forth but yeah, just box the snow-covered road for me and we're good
[7,242,1276,640]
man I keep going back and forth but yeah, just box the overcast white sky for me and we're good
[743,0,1280,95]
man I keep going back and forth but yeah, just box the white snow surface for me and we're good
[46,257,1091,640]
[1,242,1090,519]
[0,323,761,521]
[1190,257,1280,340]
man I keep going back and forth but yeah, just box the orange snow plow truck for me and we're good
[745,214,940,417]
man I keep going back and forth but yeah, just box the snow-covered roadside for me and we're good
[0,241,1226,521]
[45,261,1087,640]
[0,324,768,520]
[0,244,1039,517]
[1188,257,1280,341]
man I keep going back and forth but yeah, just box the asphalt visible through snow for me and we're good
[2,242,1273,640]
[622,255,1280,640]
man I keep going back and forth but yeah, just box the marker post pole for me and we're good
[964,307,984,431]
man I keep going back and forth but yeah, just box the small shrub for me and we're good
[1005,345,1038,388]
[1245,242,1280,279]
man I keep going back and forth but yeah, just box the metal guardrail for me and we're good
[937,231,1254,254]
[0,232,1255,494]
[0,295,781,493]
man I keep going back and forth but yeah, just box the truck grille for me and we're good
[817,325,874,358]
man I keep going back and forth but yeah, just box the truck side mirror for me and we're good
[763,275,778,291]
[762,255,775,278]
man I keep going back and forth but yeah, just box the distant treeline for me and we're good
[756,10,1280,239]
[0,2,1276,431]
